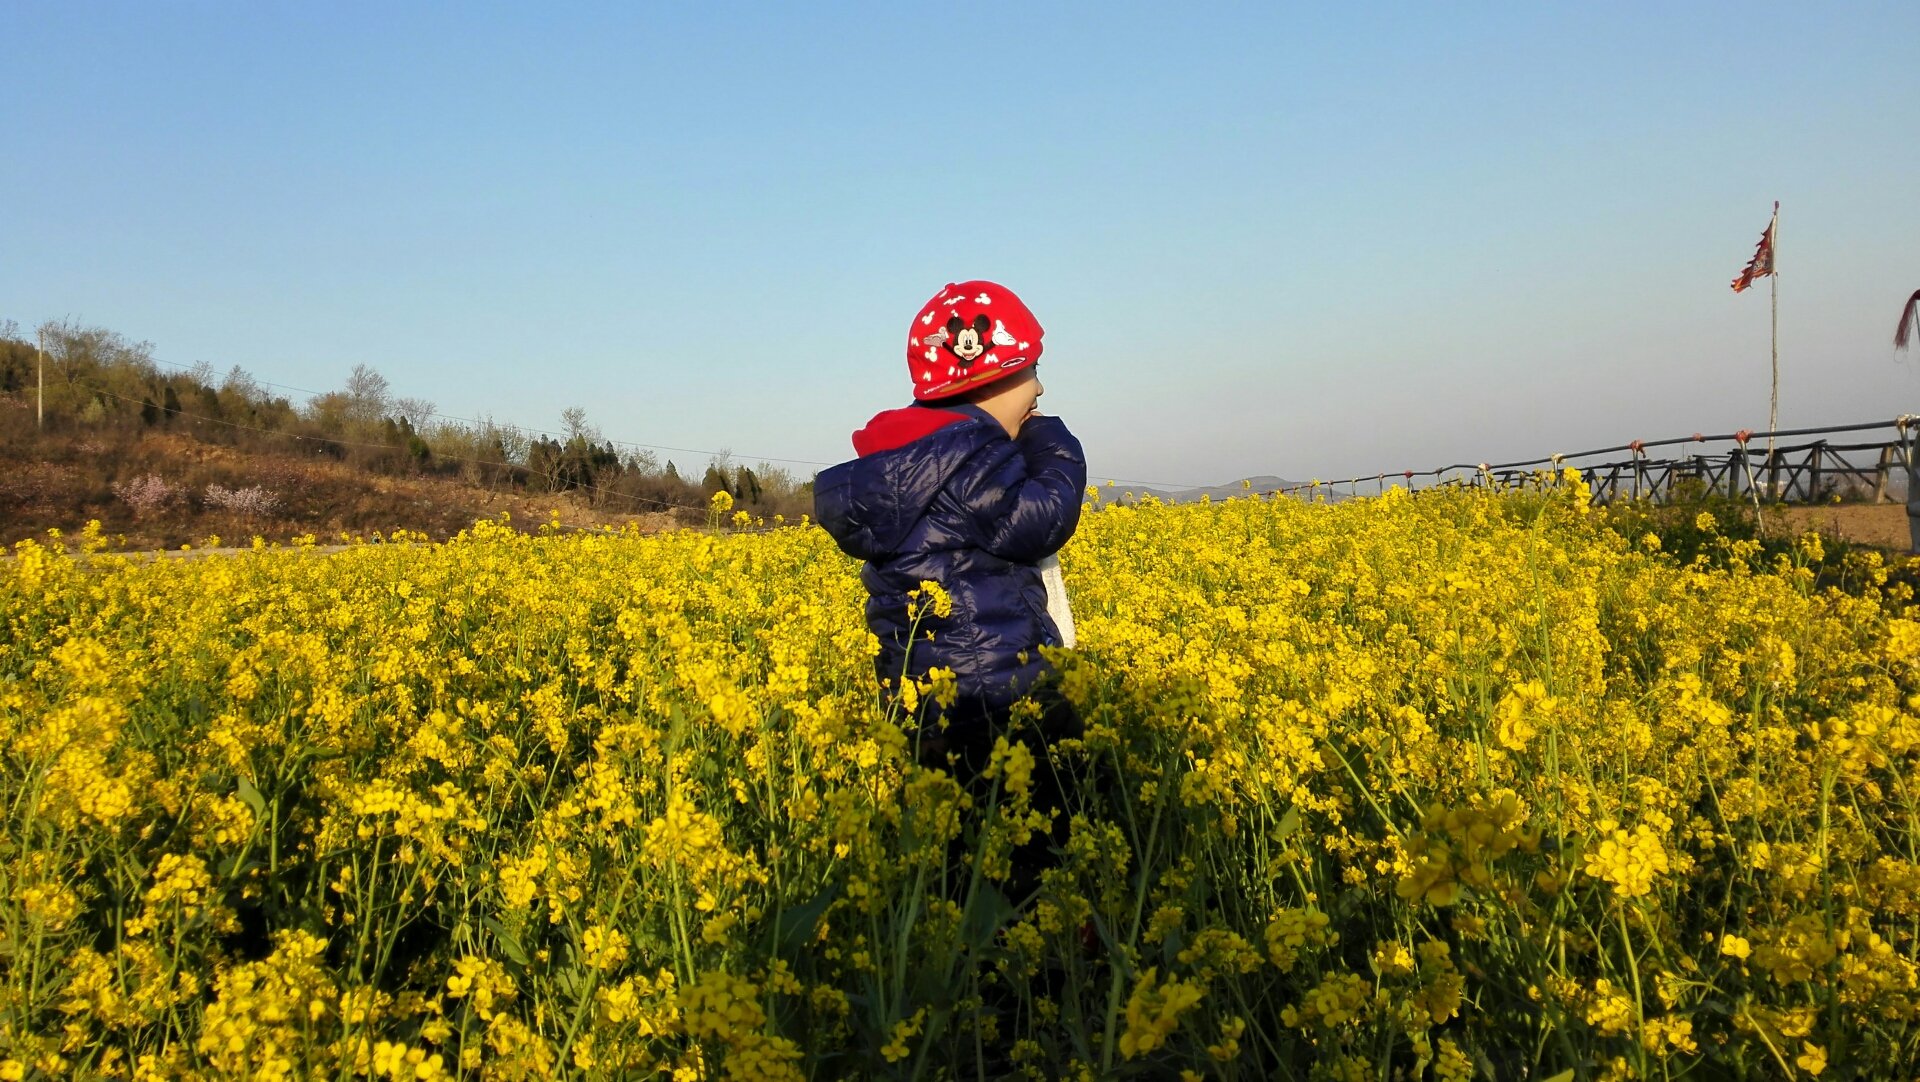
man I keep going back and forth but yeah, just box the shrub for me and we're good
[202,483,280,517]
[111,473,176,518]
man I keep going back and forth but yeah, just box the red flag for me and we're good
[1731,201,1778,293]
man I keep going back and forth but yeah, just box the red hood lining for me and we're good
[851,406,973,457]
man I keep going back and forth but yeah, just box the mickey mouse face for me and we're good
[945,313,991,365]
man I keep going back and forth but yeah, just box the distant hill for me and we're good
[1113,474,1345,504]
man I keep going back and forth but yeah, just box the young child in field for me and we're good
[814,280,1087,892]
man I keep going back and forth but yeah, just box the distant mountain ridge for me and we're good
[1107,474,1344,504]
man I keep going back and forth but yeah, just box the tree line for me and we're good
[0,319,813,520]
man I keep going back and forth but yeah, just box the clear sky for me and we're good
[6,2,1919,488]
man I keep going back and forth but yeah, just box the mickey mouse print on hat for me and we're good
[906,280,1045,401]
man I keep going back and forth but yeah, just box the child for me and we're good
[813,280,1087,889]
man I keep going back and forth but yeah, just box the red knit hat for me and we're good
[906,280,1044,401]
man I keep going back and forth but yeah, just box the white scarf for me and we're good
[1037,552,1076,649]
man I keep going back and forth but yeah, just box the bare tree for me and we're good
[467,414,531,466]
[221,365,265,404]
[753,462,800,497]
[39,319,157,378]
[561,406,599,443]
[343,364,391,423]
[493,420,531,466]
[30,319,158,419]
[395,396,437,430]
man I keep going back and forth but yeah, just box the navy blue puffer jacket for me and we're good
[814,402,1086,707]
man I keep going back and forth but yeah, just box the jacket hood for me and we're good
[851,405,972,458]
[815,405,996,558]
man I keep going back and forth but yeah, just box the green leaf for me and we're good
[1161,925,1187,968]
[961,884,1015,953]
[1276,806,1301,840]
[292,745,346,765]
[236,776,267,820]
[485,918,531,967]
[1542,1071,1575,1082]
[918,1004,954,1053]
[773,883,839,957]
[216,855,266,879]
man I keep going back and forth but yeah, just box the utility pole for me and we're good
[36,327,45,430]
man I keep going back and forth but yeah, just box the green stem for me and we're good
[1101,774,1168,1074]
[1617,903,1650,1081]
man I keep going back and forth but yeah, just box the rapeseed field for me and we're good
[4,475,1917,1080]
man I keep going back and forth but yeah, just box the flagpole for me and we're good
[1730,202,1784,494]
[1767,203,1779,494]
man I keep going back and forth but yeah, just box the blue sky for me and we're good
[6,3,1918,487]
